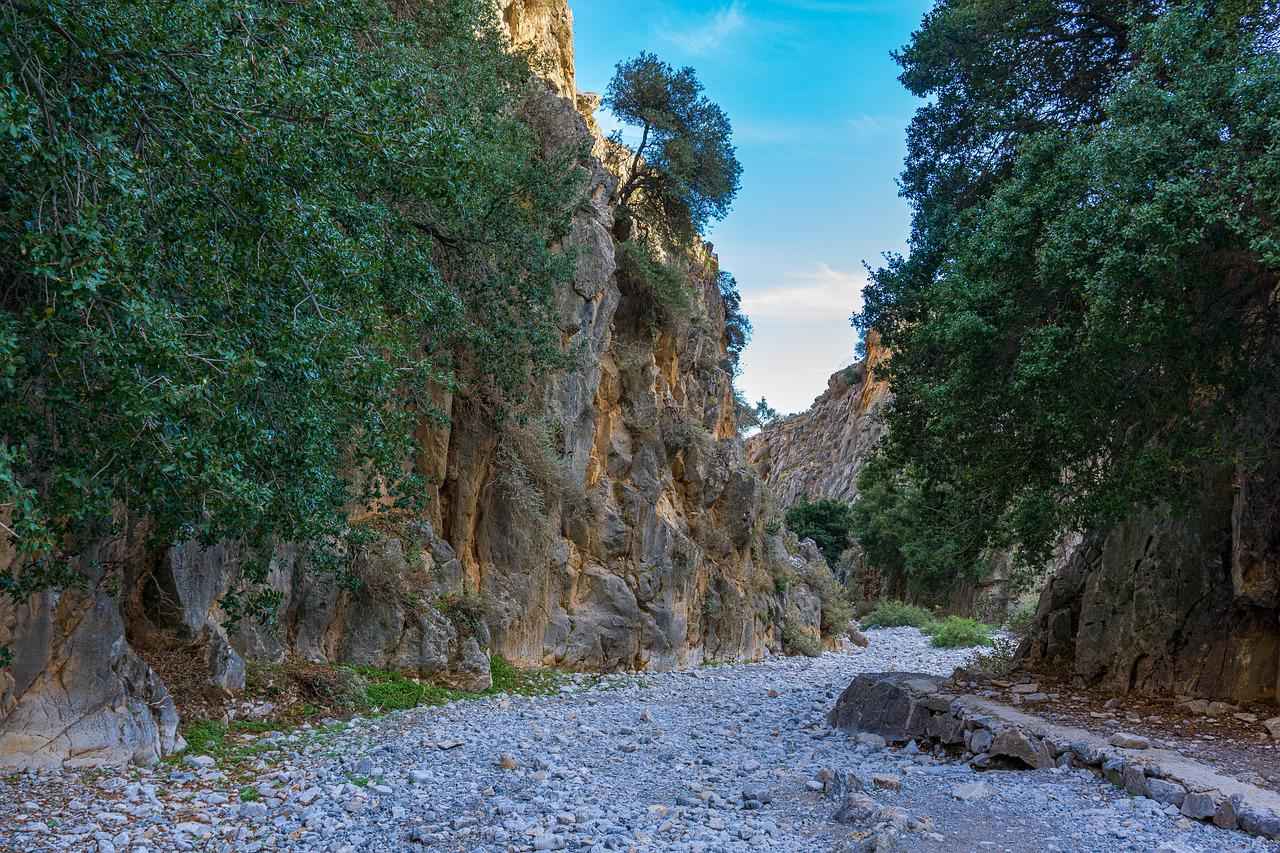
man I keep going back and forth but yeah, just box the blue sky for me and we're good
[570,0,932,414]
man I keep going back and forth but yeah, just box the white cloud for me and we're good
[736,264,867,415]
[740,263,865,322]
[659,1,747,55]
[846,113,909,137]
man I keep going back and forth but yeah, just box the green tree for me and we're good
[719,271,751,375]
[733,394,779,435]
[754,398,780,425]
[603,52,742,245]
[854,2,1280,572]
[0,0,585,601]
[785,499,855,566]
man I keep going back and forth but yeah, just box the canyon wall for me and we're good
[0,1,842,770]
[746,334,1011,617]
[746,333,891,509]
[1020,465,1280,704]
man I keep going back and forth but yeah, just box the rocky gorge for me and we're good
[0,0,841,771]
[3,629,1277,853]
[1,1,1277,851]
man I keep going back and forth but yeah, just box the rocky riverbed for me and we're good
[2,628,1276,853]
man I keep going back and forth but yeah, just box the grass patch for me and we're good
[357,654,567,712]
[862,600,936,629]
[239,786,261,803]
[171,655,570,773]
[924,616,994,648]
[861,600,995,648]
[181,720,228,756]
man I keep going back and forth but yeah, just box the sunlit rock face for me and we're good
[746,332,892,510]
[500,0,576,100]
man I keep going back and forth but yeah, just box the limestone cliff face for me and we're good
[0,0,838,769]
[500,0,576,100]
[1021,465,1280,704]
[746,333,891,508]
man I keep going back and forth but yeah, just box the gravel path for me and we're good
[2,628,1277,853]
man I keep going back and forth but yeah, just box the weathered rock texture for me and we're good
[828,671,1280,841]
[746,333,890,508]
[0,534,182,770]
[0,0,841,769]
[500,0,575,100]
[1020,467,1280,704]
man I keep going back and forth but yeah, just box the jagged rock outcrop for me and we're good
[746,336,1011,616]
[0,0,841,768]
[1020,466,1280,704]
[747,332,891,508]
[500,0,575,100]
[0,535,183,770]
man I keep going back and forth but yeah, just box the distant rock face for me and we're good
[0,0,842,769]
[745,337,1011,617]
[747,333,891,509]
[1021,467,1280,704]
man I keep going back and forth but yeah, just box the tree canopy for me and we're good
[785,499,855,566]
[853,0,1280,588]
[0,0,586,599]
[604,52,742,245]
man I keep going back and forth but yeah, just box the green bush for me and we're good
[801,563,854,640]
[926,616,994,649]
[862,600,935,629]
[781,617,822,658]
[975,635,1020,677]
[1004,598,1039,636]
[616,240,695,323]
[364,675,426,711]
[1,0,584,606]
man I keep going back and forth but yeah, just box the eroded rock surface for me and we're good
[0,539,182,770]
[1021,468,1280,705]
[746,333,891,509]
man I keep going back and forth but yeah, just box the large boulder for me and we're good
[828,672,950,742]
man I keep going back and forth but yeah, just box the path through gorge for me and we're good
[3,630,1274,853]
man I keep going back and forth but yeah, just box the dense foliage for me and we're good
[604,52,742,246]
[854,1,1280,585]
[719,271,751,374]
[0,0,586,599]
[784,498,855,566]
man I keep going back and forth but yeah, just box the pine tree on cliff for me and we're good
[603,52,742,246]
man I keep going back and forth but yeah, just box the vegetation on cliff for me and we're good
[853,1,1280,591]
[604,51,742,246]
[0,0,585,601]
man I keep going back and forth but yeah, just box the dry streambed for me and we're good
[1,628,1275,853]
